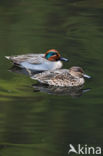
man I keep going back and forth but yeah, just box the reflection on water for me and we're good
[9,65,41,76]
[33,83,90,97]
[0,0,103,156]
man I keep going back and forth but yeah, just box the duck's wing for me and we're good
[31,69,63,80]
[5,54,45,64]
[31,69,76,86]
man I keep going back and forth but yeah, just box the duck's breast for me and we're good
[45,61,62,70]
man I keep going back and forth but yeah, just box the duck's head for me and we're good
[45,49,68,62]
[69,66,91,79]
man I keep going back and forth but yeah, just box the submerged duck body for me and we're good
[31,66,91,87]
[5,49,68,71]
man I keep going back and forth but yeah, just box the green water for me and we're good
[0,0,103,155]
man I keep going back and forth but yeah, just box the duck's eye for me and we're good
[45,52,57,59]
[50,52,57,56]
[78,68,84,73]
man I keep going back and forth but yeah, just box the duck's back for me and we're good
[31,69,83,87]
[5,54,62,71]
[6,54,44,64]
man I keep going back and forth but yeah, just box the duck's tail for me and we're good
[5,56,21,67]
[5,56,11,60]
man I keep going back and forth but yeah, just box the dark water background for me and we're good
[0,0,103,155]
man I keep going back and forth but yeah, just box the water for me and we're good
[0,0,103,155]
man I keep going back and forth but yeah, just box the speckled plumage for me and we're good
[31,67,88,87]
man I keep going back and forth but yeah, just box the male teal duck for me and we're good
[5,49,68,71]
[31,66,91,87]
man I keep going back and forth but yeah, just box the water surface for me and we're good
[0,0,103,155]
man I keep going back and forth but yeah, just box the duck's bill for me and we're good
[60,57,68,61]
[82,88,91,93]
[83,74,91,79]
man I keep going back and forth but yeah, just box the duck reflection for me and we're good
[32,83,90,97]
[8,65,42,76]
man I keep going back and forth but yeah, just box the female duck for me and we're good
[31,66,91,87]
[5,49,68,71]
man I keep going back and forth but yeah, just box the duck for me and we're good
[5,49,68,71]
[31,66,91,87]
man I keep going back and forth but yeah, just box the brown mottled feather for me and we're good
[31,69,82,87]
